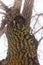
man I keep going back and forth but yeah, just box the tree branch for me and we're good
[33,27,43,35]
[0,26,7,37]
[0,0,8,11]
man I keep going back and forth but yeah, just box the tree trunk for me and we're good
[0,0,40,65]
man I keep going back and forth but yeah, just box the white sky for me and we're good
[0,0,43,65]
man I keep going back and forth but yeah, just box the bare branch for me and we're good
[0,0,8,11]
[38,37,43,43]
[33,16,39,29]
[32,13,43,18]
[22,0,34,25]
[31,13,43,32]
[13,0,22,12]
[0,26,7,37]
[33,27,43,35]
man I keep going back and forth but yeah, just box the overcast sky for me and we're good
[0,0,43,65]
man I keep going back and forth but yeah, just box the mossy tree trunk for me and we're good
[0,0,40,65]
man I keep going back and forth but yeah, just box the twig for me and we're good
[33,27,43,34]
[32,13,43,18]
[38,37,43,43]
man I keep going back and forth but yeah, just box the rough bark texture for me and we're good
[0,0,40,65]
